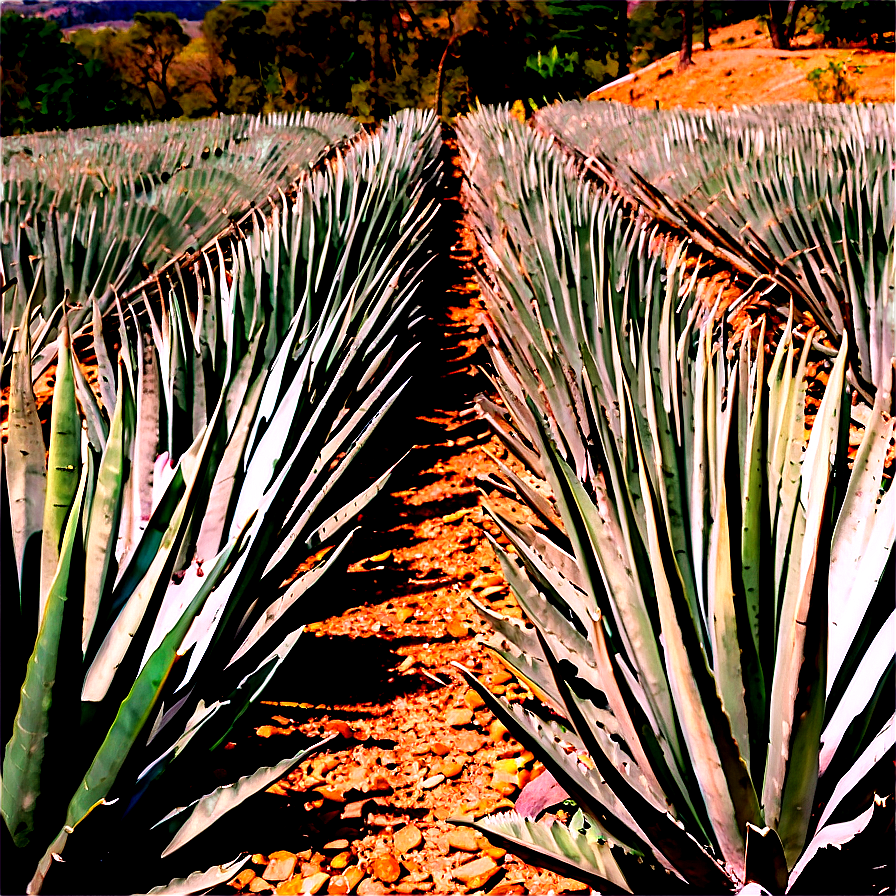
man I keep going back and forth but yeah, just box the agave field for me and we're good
[0,99,893,896]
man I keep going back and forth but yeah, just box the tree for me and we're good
[701,0,712,49]
[1,12,137,135]
[617,0,629,76]
[766,0,791,49]
[678,2,694,70]
[109,11,190,117]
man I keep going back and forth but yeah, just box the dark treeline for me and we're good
[1,1,892,135]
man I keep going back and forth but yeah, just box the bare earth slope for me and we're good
[589,18,894,108]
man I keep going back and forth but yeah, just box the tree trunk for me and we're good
[678,3,694,71]
[435,31,459,120]
[701,1,711,50]
[617,0,629,77]
[767,1,790,49]
[785,0,803,44]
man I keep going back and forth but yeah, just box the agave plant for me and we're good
[0,110,363,377]
[1,108,441,895]
[453,107,894,894]
[534,100,895,406]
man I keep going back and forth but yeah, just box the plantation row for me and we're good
[1,101,894,895]
[457,105,893,894]
[2,109,440,894]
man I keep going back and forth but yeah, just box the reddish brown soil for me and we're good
[591,19,894,109]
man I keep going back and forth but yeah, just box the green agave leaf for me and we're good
[763,338,848,866]
[157,736,335,858]
[39,317,80,623]
[63,536,246,839]
[455,811,634,894]
[82,363,133,655]
[1,452,87,847]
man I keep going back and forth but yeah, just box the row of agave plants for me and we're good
[1,108,441,894]
[1,110,364,379]
[533,100,895,408]
[453,106,893,894]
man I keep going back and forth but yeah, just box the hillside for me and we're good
[589,18,895,108]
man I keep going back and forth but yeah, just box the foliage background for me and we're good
[1,1,893,133]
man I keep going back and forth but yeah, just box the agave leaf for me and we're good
[1,454,86,847]
[158,736,335,857]
[72,353,108,453]
[139,854,251,896]
[38,317,80,624]
[814,714,895,834]
[743,823,788,894]
[786,800,878,893]
[228,528,355,667]
[5,300,46,596]
[82,363,133,654]
[819,609,895,776]
[65,536,245,838]
[91,296,117,412]
[456,811,634,894]
[764,338,848,866]
[82,403,221,703]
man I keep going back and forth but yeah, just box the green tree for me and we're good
[1,12,136,135]
[108,11,191,118]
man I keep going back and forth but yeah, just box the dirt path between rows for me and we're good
[196,141,582,896]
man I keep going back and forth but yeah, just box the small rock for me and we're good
[252,854,269,865]
[330,851,352,870]
[372,853,401,883]
[446,619,469,638]
[445,708,473,727]
[300,872,329,894]
[249,879,273,893]
[489,720,509,742]
[394,824,423,854]
[464,688,485,710]
[488,884,526,896]
[313,786,345,803]
[421,773,445,789]
[395,607,415,623]
[396,883,433,893]
[273,878,304,896]
[472,573,504,590]
[327,876,349,896]
[430,741,451,756]
[479,585,506,600]
[557,877,590,892]
[484,846,507,861]
[342,866,364,891]
[453,857,499,888]
[323,839,349,852]
[263,852,297,882]
[323,720,353,739]
[229,869,257,889]
[447,828,480,852]
[456,732,486,752]
[439,760,464,778]
[356,878,387,896]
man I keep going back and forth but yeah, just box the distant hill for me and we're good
[9,1,217,28]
